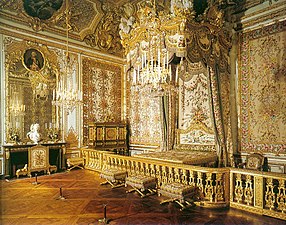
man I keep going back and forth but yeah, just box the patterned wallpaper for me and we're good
[177,62,215,147]
[239,21,286,155]
[82,57,123,145]
[128,86,162,147]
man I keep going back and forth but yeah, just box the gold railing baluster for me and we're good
[189,170,195,187]
[276,179,286,213]
[215,173,224,202]
[150,164,156,178]
[197,171,204,195]
[174,168,181,183]
[162,166,168,184]
[156,165,162,185]
[182,169,188,185]
[265,178,276,210]
[168,167,174,183]
[244,174,254,206]
[205,172,214,202]
[234,173,243,203]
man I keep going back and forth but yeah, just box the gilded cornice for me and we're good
[241,0,285,20]
[0,0,124,55]
[240,7,286,30]
[0,23,125,66]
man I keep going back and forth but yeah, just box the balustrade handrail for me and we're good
[230,167,286,179]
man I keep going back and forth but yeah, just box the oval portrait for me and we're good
[23,48,45,72]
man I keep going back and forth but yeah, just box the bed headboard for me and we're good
[176,120,216,152]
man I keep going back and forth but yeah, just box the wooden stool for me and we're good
[125,174,157,198]
[100,168,127,188]
[158,182,197,211]
[66,157,84,171]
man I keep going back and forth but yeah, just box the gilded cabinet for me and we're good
[88,122,128,155]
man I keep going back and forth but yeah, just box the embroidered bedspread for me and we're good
[134,150,217,165]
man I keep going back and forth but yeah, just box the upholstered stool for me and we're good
[66,157,85,171]
[125,174,157,198]
[100,168,127,188]
[158,182,197,211]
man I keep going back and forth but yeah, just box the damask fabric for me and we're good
[125,175,157,191]
[134,150,217,165]
[159,183,196,202]
[100,169,127,183]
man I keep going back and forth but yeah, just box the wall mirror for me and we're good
[5,40,60,144]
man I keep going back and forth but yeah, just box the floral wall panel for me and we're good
[82,57,122,145]
[129,86,162,147]
[177,62,215,148]
[239,21,286,155]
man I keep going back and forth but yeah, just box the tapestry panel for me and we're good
[240,21,286,154]
[129,86,162,147]
[177,62,215,148]
[82,57,122,145]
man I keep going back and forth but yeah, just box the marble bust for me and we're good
[27,123,41,144]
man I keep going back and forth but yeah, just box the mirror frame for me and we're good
[5,40,61,144]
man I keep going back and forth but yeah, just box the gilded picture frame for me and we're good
[23,48,45,72]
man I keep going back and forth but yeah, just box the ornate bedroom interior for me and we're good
[0,0,285,224]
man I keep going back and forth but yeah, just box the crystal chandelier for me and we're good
[10,103,26,116]
[120,0,192,95]
[52,0,82,114]
[10,88,26,115]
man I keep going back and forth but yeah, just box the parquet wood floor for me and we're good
[1,169,285,225]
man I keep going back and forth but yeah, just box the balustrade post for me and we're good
[277,179,286,213]
[254,176,264,210]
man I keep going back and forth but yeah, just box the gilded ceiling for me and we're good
[0,0,260,57]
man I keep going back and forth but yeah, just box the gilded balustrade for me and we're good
[230,168,286,221]
[81,148,286,220]
[81,148,229,208]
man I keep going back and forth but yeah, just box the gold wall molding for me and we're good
[241,0,286,21]
[0,24,125,65]
[241,7,286,30]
